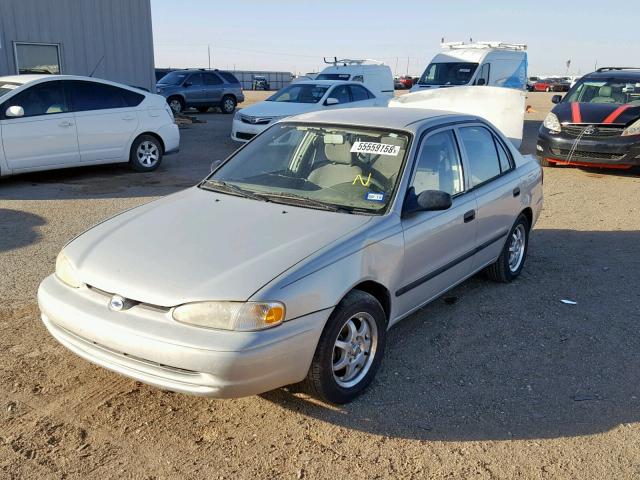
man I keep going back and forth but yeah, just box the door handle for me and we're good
[463,209,476,223]
[122,116,136,121]
[58,120,74,127]
[513,187,521,197]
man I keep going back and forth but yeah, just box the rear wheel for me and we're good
[167,96,184,114]
[486,214,530,283]
[129,134,162,172]
[304,290,387,404]
[220,95,236,114]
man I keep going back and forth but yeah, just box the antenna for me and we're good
[89,55,105,77]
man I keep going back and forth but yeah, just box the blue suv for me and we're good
[156,69,244,114]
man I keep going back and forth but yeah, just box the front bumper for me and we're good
[231,118,271,142]
[38,275,330,398]
[537,127,640,168]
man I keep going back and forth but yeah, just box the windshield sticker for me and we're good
[353,173,372,186]
[365,192,385,202]
[0,84,17,90]
[351,141,401,156]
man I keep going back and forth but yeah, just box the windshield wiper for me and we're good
[200,180,268,202]
[260,192,342,211]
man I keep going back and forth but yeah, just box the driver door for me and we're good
[395,128,477,317]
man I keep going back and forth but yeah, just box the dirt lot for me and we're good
[1,92,639,479]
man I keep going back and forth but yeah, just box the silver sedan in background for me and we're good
[38,108,543,404]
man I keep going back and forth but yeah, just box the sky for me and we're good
[151,0,639,77]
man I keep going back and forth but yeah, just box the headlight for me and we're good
[621,118,640,137]
[156,87,163,94]
[233,110,242,121]
[543,112,561,133]
[55,252,83,288]
[172,301,285,331]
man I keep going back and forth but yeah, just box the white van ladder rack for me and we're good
[441,41,527,51]
[323,57,384,66]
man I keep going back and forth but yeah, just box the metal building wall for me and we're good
[0,0,155,90]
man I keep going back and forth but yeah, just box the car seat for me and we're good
[590,86,616,104]
[308,141,363,188]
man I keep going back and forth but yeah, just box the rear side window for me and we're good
[2,80,68,117]
[457,126,502,187]
[349,85,373,101]
[204,73,223,85]
[219,72,239,84]
[495,139,513,172]
[69,81,143,111]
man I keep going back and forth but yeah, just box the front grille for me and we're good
[87,285,170,313]
[550,148,625,160]
[562,124,624,138]
[236,132,256,140]
[239,114,271,125]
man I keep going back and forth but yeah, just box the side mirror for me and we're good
[476,78,487,86]
[183,81,193,88]
[551,95,562,104]
[404,188,452,215]
[5,105,24,118]
[210,159,223,172]
[325,98,339,106]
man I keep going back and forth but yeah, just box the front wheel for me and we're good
[304,290,387,404]
[220,95,237,114]
[129,135,162,172]
[486,214,530,282]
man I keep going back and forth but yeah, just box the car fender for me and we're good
[0,124,10,176]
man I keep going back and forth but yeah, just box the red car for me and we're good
[533,78,570,92]
[397,76,414,89]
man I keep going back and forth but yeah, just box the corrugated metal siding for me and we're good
[0,0,155,90]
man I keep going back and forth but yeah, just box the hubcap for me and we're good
[137,141,159,167]
[332,312,378,388]
[223,98,234,112]
[508,224,526,272]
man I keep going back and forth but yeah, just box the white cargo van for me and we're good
[316,58,394,99]
[411,42,527,92]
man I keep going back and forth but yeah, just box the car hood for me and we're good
[64,187,371,307]
[552,101,640,125]
[240,100,321,117]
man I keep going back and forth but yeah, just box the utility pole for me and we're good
[395,57,399,76]
[406,56,410,76]
[208,45,211,69]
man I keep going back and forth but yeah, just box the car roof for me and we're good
[583,69,640,81]
[286,107,472,132]
[0,74,149,93]
[292,79,353,86]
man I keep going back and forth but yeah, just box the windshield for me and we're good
[316,73,351,81]
[564,78,640,105]
[0,82,21,99]
[267,84,330,103]
[417,62,479,86]
[157,71,189,85]
[204,123,410,214]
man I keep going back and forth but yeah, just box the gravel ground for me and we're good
[1,92,639,479]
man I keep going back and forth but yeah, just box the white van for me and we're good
[411,42,527,92]
[316,58,394,99]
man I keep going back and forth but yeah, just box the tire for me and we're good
[486,214,530,283]
[197,107,209,113]
[545,87,551,92]
[167,96,184,114]
[304,290,387,404]
[220,95,237,114]
[129,134,163,172]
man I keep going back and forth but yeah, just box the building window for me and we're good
[14,42,62,75]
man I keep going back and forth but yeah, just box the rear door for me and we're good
[396,128,478,316]
[455,124,521,270]
[203,72,224,105]
[69,80,143,162]
[0,80,80,170]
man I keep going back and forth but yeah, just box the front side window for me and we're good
[475,63,490,85]
[205,123,410,214]
[267,84,330,103]
[69,81,139,111]
[14,43,61,75]
[2,81,68,117]
[458,126,502,187]
[411,130,464,196]
[417,62,479,86]
[564,78,640,105]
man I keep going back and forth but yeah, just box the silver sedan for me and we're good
[38,107,543,404]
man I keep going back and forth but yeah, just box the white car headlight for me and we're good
[172,301,285,331]
[543,112,561,133]
[621,118,640,137]
[55,251,83,288]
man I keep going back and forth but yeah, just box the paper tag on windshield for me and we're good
[351,141,400,156]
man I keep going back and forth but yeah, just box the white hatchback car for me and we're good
[0,75,180,177]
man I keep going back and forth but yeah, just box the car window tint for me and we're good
[330,85,351,104]
[495,138,512,172]
[411,130,464,196]
[219,72,239,83]
[204,73,223,85]
[188,73,204,86]
[70,81,130,111]
[458,126,502,187]
[4,81,68,117]
[350,85,371,102]
[352,75,364,83]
